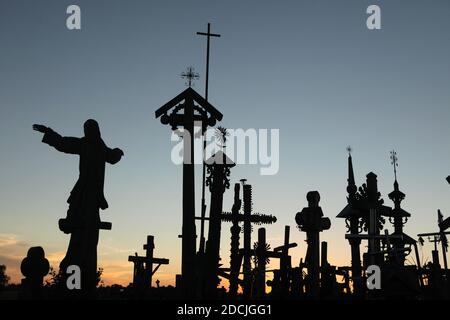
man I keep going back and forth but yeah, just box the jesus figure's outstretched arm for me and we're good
[33,124,81,155]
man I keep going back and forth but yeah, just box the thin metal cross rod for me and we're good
[197,23,221,253]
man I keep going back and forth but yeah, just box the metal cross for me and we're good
[181,67,199,87]
[197,24,221,255]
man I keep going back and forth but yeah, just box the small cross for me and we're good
[181,67,199,87]
[390,150,398,181]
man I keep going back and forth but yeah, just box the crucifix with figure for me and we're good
[418,210,450,271]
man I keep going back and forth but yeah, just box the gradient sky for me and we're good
[1,0,450,286]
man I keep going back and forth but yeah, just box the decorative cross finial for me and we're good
[390,150,398,181]
[347,146,352,156]
[181,67,199,87]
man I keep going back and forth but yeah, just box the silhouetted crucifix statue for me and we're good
[33,120,123,297]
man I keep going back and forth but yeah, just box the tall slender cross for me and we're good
[197,23,221,101]
[197,23,221,254]
[155,87,223,297]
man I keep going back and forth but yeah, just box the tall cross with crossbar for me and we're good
[197,23,221,100]
[181,67,199,87]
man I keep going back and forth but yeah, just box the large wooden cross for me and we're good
[128,236,169,289]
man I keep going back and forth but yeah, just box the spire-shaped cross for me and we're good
[390,150,398,181]
[181,67,199,87]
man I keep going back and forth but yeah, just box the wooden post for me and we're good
[255,228,267,299]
